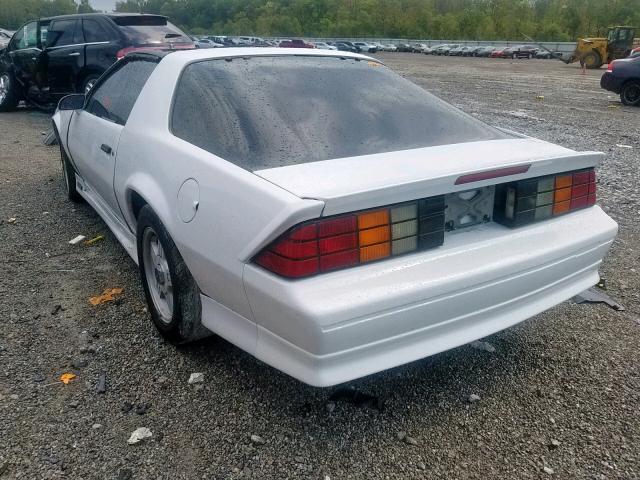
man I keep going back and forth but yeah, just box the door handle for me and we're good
[100,144,112,155]
[68,52,80,57]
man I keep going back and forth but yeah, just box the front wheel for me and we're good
[0,72,20,112]
[137,205,208,344]
[583,51,602,69]
[620,81,640,106]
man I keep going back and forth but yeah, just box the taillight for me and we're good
[116,43,196,59]
[255,196,445,278]
[606,61,616,73]
[256,168,598,278]
[116,46,135,59]
[493,168,596,227]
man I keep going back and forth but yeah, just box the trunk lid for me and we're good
[253,138,603,216]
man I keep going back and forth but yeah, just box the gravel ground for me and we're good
[1,55,639,480]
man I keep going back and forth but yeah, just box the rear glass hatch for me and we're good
[112,15,191,47]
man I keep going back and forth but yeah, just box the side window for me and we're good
[12,21,38,49]
[9,27,24,50]
[46,20,77,48]
[85,60,156,125]
[83,19,109,43]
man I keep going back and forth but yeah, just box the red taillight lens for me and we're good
[255,196,445,278]
[494,168,596,227]
[606,61,616,73]
[116,47,136,59]
[117,43,196,59]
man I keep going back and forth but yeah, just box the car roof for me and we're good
[154,47,373,66]
[40,12,166,22]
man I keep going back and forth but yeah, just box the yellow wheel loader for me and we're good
[565,26,636,69]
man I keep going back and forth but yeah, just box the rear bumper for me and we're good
[240,207,616,387]
[600,72,623,93]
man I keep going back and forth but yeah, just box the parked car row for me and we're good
[186,37,566,60]
[413,43,559,59]
[188,36,401,53]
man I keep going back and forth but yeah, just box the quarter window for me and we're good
[86,59,156,125]
[83,19,110,43]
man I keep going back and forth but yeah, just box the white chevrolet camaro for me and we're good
[53,48,617,387]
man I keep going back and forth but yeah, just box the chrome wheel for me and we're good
[142,228,174,324]
[0,74,9,104]
[84,79,97,94]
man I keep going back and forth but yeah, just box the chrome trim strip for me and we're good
[45,41,110,51]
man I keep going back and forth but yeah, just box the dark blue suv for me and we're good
[601,56,640,106]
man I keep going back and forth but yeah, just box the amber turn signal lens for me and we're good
[360,242,390,262]
[357,209,389,230]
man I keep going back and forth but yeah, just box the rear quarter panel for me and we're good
[113,55,324,320]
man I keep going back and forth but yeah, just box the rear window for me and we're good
[112,16,190,45]
[171,56,511,170]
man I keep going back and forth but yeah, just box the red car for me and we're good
[278,39,314,49]
[490,47,507,58]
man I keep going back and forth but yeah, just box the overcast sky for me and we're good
[90,0,117,12]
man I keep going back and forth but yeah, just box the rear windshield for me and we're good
[171,56,511,170]
[112,16,190,45]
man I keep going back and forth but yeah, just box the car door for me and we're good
[7,21,40,89]
[43,18,84,94]
[67,57,157,221]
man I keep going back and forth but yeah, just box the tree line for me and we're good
[2,0,639,42]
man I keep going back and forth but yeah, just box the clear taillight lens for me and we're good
[493,168,596,227]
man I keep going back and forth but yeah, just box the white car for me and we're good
[383,44,398,52]
[314,41,337,50]
[52,48,617,387]
[195,38,224,48]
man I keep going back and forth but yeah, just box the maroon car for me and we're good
[278,39,314,49]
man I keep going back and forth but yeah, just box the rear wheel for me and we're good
[137,205,209,344]
[0,72,19,112]
[620,80,640,106]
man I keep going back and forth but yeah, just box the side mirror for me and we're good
[58,94,85,111]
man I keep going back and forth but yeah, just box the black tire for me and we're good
[0,72,20,112]
[56,127,83,202]
[620,80,640,106]
[80,73,101,94]
[136,205,208,344]
[583,51,602,69]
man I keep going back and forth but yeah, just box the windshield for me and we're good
[112,16,190,45]
[171,56,511,170]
